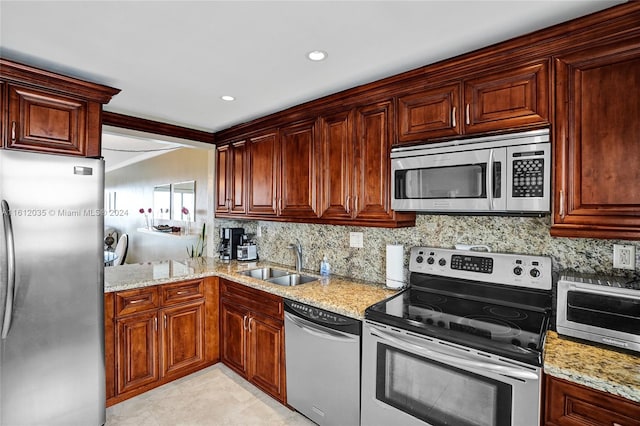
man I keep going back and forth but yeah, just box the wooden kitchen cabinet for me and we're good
[396,61,549,143]
[552,40,640,240]
[219,279,285,403]
[215,104,415,227]
[0,59,119,157]
[544,375,640,426]
[215,140,247,215]
[278,119,319,218]
[247,130,279,216]
[106,277,219,406]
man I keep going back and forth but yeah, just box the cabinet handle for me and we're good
[227,199,231,209]
[451,107,456,128]
[559,190,565,220]
[346,196,351,214]
[129,299,144,304]
[154,316,158,331]
[164,314,167,329]
[176,290,188,295]
[465,104,470,125]
[11,122,16,142]
[279,198,283,212]
[354,196,359,213]
[243,315,248,331]
[248,317,253,332]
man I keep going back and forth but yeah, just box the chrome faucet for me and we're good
[287,240,303,272]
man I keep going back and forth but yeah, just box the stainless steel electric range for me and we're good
[361,246,553,426]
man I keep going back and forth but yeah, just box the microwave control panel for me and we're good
[512,151,545,198]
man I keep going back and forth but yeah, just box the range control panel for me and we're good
[409,247,552,290]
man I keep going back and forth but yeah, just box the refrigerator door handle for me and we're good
[2,199,16,339]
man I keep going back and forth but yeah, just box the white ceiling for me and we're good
[0,0,624,164]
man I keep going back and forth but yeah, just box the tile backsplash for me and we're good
[215,215,638,285]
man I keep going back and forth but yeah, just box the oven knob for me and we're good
[437,320,445,327]
[416,256,424,264]
[530,268,541,278]
[513,266,523,276]
[527,342,538,350]
[427,257,435,265]
[511,338,522,347]
[438,258,447,266]
[426,318,434,325]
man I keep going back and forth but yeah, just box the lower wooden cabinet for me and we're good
[545,375,640,426]
[105,277,219,406]
[220,279,286,403]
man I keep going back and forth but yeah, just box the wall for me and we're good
[215,216,640,285]
[105,147,214,263]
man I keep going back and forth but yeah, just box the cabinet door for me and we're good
[353,100,395,221]
[116,312,159,395]
[545,375,640,426]
[463,61,549,134]
[552,42,640,239]
[279,119,319,218]
[220,300,248,376]
[247,312,284,402]
[230,140,247,214]
[397,83,462,142]
[215,144,231,213]
[7,84,89,156]
[247,131,278,215]
[319,109,354,220]
[160,301,205,378]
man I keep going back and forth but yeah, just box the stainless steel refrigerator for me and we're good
[0,150,105,425]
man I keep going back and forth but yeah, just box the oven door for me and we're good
[391,147,506,212]
[361,321,541,426]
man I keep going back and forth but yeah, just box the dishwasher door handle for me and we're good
[285,312,359,342]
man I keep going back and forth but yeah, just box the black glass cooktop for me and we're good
[365,275,552,366]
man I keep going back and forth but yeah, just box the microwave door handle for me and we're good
[369,326,539,380]
[487,150,494,210]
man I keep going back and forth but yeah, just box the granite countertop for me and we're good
[104,257,399,319]
[544,331,640,403]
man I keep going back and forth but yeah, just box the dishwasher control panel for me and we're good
[284,299,361,335]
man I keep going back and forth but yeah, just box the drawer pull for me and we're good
[451,106,456,128]
[129,299,145,304]
[176,290,189,295]
[11,122,16,142]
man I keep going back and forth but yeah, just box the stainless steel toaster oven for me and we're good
[556,273,640,353]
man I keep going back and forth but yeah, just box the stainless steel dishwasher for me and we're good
[284,299,361,426]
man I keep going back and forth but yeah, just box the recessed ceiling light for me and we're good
[307,50,328,61]
[221,95,235,101]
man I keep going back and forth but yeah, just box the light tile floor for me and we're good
[106,364,315,426]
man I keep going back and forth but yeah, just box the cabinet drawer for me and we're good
[161,279,204,306]
[115,287,159,317]
[545,375,640,426]
[220,279,283,320]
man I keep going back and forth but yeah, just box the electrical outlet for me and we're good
[613,244,636,270]
[256,225,261,237]
[349,232,364,248]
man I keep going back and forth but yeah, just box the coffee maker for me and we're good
[218,227,244,260]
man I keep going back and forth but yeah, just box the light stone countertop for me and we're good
[544,331,640,403]
[106,258,640,403]
[104,257,399,319]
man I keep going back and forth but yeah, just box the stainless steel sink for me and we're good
[266,274,318,286]
[238,267,290,280]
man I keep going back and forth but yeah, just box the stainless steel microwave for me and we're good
[557,274,640,353]
[391,129,551,214]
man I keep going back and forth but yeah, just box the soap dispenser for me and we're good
[320,255,331,276]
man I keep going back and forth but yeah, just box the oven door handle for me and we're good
[487,149,494,210]
[369,326,539,380]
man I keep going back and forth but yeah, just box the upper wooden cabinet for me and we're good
[0,59,119,157]
[247,130,279,216]
[552,40,640,240]
[279,119,319,218]
[215,140,247,215]
[397,61,549,143]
